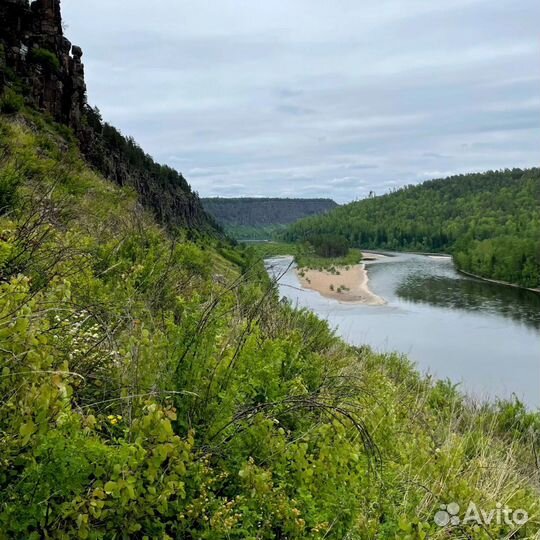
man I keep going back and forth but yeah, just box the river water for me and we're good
[265,253,540,408]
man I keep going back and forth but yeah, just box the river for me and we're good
[265,252,540,408]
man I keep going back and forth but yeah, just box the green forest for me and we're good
[281,170,540,288]
[1,105,539,538]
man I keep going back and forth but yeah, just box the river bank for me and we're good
[457,268,540,294]
[266,252,540,408]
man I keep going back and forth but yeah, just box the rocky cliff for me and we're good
[0,0,216,231]
[0,0,86,128]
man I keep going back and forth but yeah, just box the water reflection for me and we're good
[396,274,540,330]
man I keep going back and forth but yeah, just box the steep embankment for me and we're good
[203,197,338,239]
[282,169,540,288]
[2,109,540,540]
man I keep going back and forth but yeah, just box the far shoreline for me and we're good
[457,268,540,294]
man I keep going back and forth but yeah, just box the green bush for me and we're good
[28,47,61,73]
[0,89,24,114]
[0,165,22,213]
[308,233,350,258]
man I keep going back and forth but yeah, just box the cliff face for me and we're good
[0,0,216,231]
[0,0,86,128]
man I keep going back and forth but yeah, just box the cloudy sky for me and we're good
[62,0,539,203]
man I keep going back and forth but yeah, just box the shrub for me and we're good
[1,102,539,540]
[0,89,24,114]
[28,47,61,73]
[0,165,22,213]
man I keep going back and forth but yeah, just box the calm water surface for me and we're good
[265,253,540,408]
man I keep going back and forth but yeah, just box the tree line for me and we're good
[281,169,540,288]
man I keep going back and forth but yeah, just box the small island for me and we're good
[296,261,385,305]
[254,234,387,304]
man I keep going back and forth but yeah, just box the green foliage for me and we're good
[282,169,540,288]
[0,88,24,114]
[0,114,538,538]
[225,223,287,240]
[28,47,61,73]
[0,163,22,212]
[81,107,219,232]
[455,235,540,288]
[295,247,362,270]
[308,233,349,258]
[247,241,362,270]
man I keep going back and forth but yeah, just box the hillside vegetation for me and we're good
[282,170,540,288]
[0,106,539,538]
[202,198,337,240]
[247,241,363,270]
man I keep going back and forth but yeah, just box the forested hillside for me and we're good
[203,198,337,239]
[282,170,540,288]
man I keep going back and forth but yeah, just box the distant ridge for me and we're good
[202,197,338,239]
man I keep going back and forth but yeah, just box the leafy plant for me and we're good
[28,47,61,73]
[0,104,538,539]
[0,88,24,114]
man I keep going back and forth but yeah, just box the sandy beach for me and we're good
[428,255,452,260]
[296,263,385,305]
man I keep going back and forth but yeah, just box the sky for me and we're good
[62,0,540,203]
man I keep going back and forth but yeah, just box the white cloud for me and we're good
[62,0,540,203]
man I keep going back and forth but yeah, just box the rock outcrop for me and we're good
[0,0,86,129]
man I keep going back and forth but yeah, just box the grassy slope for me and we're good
[0,113,539,538]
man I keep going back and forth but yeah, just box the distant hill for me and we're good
[202,197,338,239]
[282,169,540,288]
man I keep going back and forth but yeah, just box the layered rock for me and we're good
[0,0,86,128]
